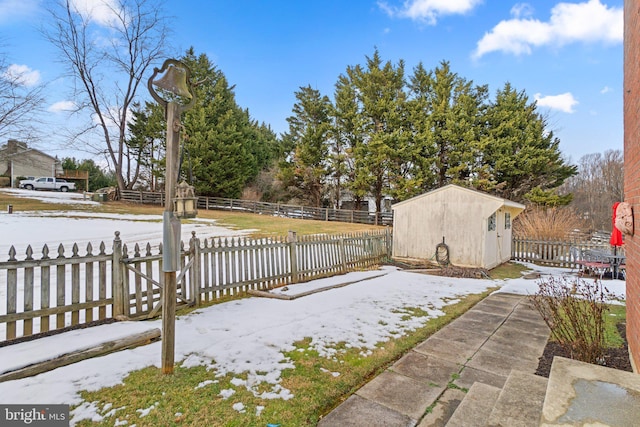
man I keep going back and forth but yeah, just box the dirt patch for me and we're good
[535,322,633,378]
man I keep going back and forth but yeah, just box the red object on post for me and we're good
[610,202,624,246]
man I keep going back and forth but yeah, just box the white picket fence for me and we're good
[0,229,392,342]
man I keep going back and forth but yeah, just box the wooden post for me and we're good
[161,101,181,375]
[288,231,299,284]
[112,232,124,318]
[189,231,201,307]
[339,237,347,273]
[385,227,392,258]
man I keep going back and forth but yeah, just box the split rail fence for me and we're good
[119,190,394,226]
[0,229,391,343]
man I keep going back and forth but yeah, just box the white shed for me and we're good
[392,184,525,269]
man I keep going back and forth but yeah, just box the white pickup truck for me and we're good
[19,177,76,192]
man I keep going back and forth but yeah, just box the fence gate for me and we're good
[117,234,199,320]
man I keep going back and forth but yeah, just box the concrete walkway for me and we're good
[318,292,551,427]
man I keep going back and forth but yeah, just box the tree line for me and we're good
[123,48,576,213]
[279,50,575,211]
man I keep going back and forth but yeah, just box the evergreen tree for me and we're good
[329,74,359,209]
[281,85,333,207]
[410,61,487,190]
[126,102,165,191]
[178,48,279,198]
[61,157,117,191]
[480,83,577,202]
[345,50,408,212]
[406,62,437,196]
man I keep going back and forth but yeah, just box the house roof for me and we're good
[0,140,57,162]
[392,184,526,211]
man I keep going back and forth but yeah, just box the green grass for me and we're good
[489,262,531,280]
[543,301,627,349]
[604,304,627,348]
[73,288,499,427]
[0,189,383,237]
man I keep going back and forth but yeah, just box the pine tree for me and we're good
[179,48,279,198]
[409,61,487,190]
[126,102,165,191]
[331,74,361,209]
[281,85,333,207]
[480,83,577,202]
[345,50,408,212]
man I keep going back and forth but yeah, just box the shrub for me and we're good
[531,276,619,364]
[514,206,585,240]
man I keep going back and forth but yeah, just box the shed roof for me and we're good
[392,184,525,211]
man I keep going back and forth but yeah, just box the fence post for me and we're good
[385,227,392,258]
[288,231,299,284]
[189,232,201,307]
[112,231,125,318]
[339,237,347,273]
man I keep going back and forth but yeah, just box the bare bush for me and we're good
[531,276,619,364]
[514,206,585,240]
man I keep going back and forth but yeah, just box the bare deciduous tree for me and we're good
[561,149,623,231]
[45,0,169,191]
[0,53,45,141]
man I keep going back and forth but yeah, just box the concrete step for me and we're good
[486,370,547,427]
[541,356,640,426]
[444,382,500,427]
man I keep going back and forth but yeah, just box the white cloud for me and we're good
[510,3,534,19]
[473,0,622,58]
[534,92,578,113]
[379,0,483,25]
[69,0,124,27]
[3,64,40,87]
[48,101,77,113]
[600,86,611,94]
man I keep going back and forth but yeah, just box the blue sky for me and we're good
[0,0,624,164]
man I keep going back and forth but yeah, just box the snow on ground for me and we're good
[0,189,627,425]
[0,189,249,256]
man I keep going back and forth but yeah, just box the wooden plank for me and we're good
[0,299,113,323]
[134,257,143,315]
[98,258,107,320]
[85,261,94,323]
[71,257,80,326]
[40,265,50,333]
[202,246,210,302]
[0,328,161,383]
[6,268,17,340]
[23,265,34,336]
[56,263,65,329]
[145,253,154,313]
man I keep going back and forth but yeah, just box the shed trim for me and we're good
[392,184,525,212]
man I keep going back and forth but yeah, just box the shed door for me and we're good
[485,211,499,268]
